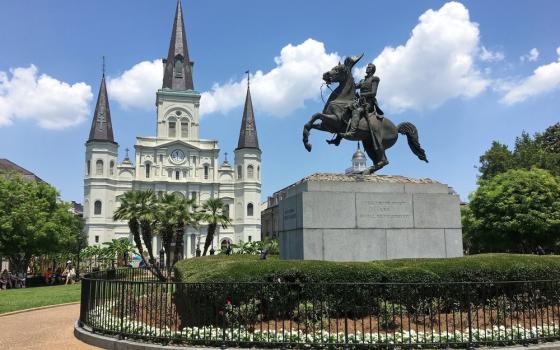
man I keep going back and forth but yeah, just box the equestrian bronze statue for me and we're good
[302,54,428,174]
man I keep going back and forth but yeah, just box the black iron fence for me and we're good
[79,269,560,348]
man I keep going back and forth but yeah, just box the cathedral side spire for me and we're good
[236,71,260,150]
[87,72,115,143]
[162,0,194,90]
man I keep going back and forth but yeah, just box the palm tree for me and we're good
[154,193,182,274]
[170,196,199,266]
[113,190,165,280]
[102,238,137,266]
[199,198,231,256]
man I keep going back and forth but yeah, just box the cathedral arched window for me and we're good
[109,161,115,175]
[168,118,177,138]
[96,160,103,176]
[257,166,260,180]
[220,239,231,252]
[237,166,242,180]
[247,203,254,217]
[175,170,180,180]
[247,165,254,179]
[180,120,189,138]
[223,204,230,219]
[145,163,151,179]
[204,165,209,179]
[87,160,91,176]
[94,200,102,215]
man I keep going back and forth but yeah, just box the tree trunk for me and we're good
[203,224,217,256]
[173,222,185,266]
[162,226,174,276]
[139,220,166,281]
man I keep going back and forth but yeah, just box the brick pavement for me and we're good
[0,303,99,349]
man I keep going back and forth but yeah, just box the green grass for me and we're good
[0,283,81,314]
[174,253,560,284]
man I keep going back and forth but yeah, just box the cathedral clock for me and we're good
[170,149,185,163]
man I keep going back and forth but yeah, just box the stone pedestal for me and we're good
[278,173,463,261]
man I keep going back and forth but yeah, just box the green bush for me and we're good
[173,254,560,328]
[174,254,560,284]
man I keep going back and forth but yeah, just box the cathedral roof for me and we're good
[87,75,115,144]
[236,79,260,150]
[162,0,194,91]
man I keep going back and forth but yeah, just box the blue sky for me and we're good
[0,0,559,203]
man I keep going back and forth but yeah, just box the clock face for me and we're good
[170,149,185,163]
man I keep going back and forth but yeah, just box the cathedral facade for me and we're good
[84,1,261,258]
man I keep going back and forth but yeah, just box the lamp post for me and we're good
[76,231,81,280]
[159,248,165,268]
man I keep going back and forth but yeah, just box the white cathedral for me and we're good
[84,1,261,258]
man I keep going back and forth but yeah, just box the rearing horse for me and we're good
[302,54,428,174]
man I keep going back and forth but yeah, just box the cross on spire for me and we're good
[102,56,106,77]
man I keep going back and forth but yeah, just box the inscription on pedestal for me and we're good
[356,193,413,228]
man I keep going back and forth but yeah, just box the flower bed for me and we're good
[87,303,560,348]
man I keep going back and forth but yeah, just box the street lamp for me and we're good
[159,248,165,268]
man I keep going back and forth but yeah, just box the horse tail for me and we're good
[397,122,428,162]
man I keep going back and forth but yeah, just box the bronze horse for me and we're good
[302,54,428,174]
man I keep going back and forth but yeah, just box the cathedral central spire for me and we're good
[162,0,194,90]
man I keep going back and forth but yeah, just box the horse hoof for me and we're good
[304,144,312,152]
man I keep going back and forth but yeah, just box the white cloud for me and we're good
[107,59,163,110]
[200,39,340,116]
[520,48,539,62]
[501,47,560,105]
[104,40,340,117]
[0,65,92,129]
[355,1,489,113]
[479,46,504,62]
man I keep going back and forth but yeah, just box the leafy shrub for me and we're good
[173,254,560,327]
[224,298,262,328]
[175,254,560,285]
[292,300,329,330]
[378,301,406,329]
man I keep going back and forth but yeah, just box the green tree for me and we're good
[479,123,560,179]
[466,168,560,253]
[154,193,179,272]
[102,238,137,266]
[479,141,514,180]
[537,122,560,153]
[169,196,198,266]
[113,190,165,280]
[0,174,83,274]
[199,198,231,256]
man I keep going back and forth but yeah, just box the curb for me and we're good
[74,321,220,350]
[0,301,80,317]
[74,321,560,350]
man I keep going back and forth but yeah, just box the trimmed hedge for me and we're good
[174,253,560,284]
[172,254,560,327]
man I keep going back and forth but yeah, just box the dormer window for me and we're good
[174,54,184,78]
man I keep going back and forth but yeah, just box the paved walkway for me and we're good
[0,303,99,349]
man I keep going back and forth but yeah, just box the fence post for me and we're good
[221,303,227,350]
[467,284,474,350]
[118,281,126,339]
[344,311,350,350]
